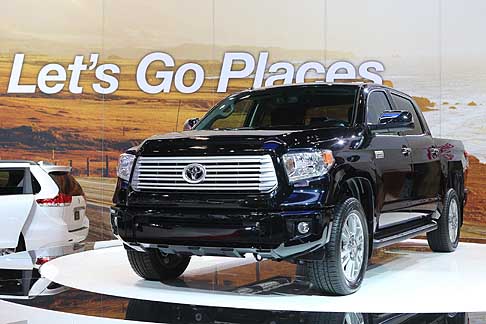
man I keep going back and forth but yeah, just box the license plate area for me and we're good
[74,208,84,221]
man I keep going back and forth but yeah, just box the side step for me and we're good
[373,221,438,249]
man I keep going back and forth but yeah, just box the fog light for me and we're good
[297,221,310,235]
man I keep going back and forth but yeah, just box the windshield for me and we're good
[195,86,358,130]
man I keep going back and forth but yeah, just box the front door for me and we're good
[0,168,34,249]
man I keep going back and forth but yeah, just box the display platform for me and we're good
[39,239,486,314]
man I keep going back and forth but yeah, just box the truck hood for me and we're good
[138,128,357,156]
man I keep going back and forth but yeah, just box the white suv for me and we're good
[0,160,89,254]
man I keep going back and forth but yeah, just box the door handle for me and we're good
[401,146,412,156]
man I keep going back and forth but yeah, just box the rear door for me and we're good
[0,168,35,249]
[365,90,414,229]
[48,171,87,232]
[391,93,441,215]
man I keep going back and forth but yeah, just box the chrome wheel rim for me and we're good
[343,312,365,324]
[341,212,365,283]
[449,199,459,243]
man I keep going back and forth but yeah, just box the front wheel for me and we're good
[305,198,369,295]
[125,246,191,281]
[427,188,461,252]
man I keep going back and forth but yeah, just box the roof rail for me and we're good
[0,160,38,165]
[38,161,55,166]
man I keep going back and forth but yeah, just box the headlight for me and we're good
[117,153,136,181]
[282,149,334,183]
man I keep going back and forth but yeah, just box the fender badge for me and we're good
[374,150,385,159]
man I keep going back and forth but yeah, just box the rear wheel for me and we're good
[309,312,367,324]
[305,198,369,295]
[427,189,461,252]
[125,246,191,281]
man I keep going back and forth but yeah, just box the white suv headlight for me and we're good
[282,149,334,183]
[117,153,136,181]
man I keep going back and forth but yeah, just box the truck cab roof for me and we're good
[245,82,412,100]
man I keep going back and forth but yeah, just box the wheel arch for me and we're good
[332,175,376,254]
[443,161,465,225]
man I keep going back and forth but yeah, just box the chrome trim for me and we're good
[374,221,438,247]
[448,198,459,243]
[132,155,278,193]
[341,212,365,283]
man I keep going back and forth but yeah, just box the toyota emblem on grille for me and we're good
[182,163,206,184]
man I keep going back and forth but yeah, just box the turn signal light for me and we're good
[36,193,72,207]
[321,150,335,166]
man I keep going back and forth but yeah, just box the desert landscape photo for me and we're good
[0,0,485,242]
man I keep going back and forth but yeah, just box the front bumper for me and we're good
[110,206,332,260]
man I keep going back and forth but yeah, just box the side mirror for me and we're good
[369,110,414,131]
[183,118,200,131]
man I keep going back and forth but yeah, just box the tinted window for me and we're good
[0,169,25,195]
[391,94,423,135]
[367,91,392,125]
[49,172,84,196]
[196,87,358,130]
[31,174,41,194]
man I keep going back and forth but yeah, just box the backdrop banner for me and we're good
[0,0,485,242]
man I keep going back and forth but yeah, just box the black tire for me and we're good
[125,246,191,281]
[308,312,368,324]
[446,313,468,324]
[305,198,369,296]
[427,189,461,252]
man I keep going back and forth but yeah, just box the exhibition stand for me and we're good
[39,239,486,313]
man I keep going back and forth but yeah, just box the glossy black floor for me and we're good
[3,287,472,324]
[0,242,483,323]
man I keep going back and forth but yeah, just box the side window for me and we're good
[0,169,25,195]
[367,91,392,125]
[391,94,423,135]
[31,173,41,194]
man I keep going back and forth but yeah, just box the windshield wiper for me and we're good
[212,127,255,131]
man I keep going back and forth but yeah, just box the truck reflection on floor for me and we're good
[125,298,468,324]
[157,247,410,295]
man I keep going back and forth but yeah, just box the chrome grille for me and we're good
[132,155,278,193]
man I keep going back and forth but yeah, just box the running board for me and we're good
[373,221,438,248]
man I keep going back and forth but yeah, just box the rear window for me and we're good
[0,169,26,195]
[49,172,84,196]
[391,93,424,135]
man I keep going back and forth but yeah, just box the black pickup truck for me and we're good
[111,83,468,295]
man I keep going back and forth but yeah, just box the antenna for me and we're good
[175,99,182,132]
